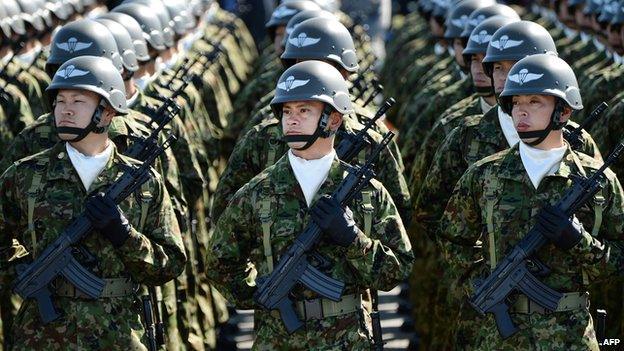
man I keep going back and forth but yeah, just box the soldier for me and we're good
[440,53,624,349]
[211,16,411,226]
[0,55,186,350]
[206,60,414,349]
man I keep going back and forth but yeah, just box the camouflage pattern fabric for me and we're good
[0,142,186,350]
[439,144,624,349]
[206,154,413,350]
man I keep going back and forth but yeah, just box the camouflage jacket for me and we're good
[211,114,411,226]
[0,77,34,138]
[439,144,624,350]
[207,154,413,350]
[0,142,186,350]
[407,94,482,200]
[413,106,602,243]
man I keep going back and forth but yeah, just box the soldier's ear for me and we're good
[328,111,343,132]
[100,104,116,125]
[560,105,573,122]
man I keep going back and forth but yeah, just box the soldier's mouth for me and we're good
[515,122,530,131]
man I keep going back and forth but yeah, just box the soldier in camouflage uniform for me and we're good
[411,20,604,350]
[440,53,624,350]
[0,55,186,350]
[207,60,413,350]
[211,16,411,225]
[404,13,520,351]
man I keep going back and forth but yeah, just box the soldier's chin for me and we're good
[519,136,540,145]
[57,133,79,141]
[287,141,307,150]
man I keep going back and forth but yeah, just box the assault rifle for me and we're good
[468,141,624,339]
[563,102,608,150]
[12,132,176,323]
[253,131,395,333]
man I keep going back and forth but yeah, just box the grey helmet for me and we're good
[0,4,12,39]
[499,54,582,145]
[463,16,520,63]
[271,60,353,150]
[163,0,196,35]
[16,0,46,32]
[460,4,520,38]
[64,0,85,14]
[482,21,558,77]
[308,0,341,12]
[583,0,603,15]
[46,0,72,21]
[95,18,139,72]
[266,1,321,40]
[123,0,175,47]
[97,12,150,62]
[47,56,128,141]
[598,0,618,24]
[281,17,358,73]
[443,0,495,39]
[611,0,624,24]
[113,3,166,51]
[47,19,124,75]
[284,9,336,42]
[3,0,26,36]
[431,0,454,21]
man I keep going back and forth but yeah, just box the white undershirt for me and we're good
[497,106,520,147]
[479,97,495,114]
[66,142,114,191]
[288,149,336,207]
[519,141,567,189]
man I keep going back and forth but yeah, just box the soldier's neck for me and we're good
[125,79,137,99]
[484,95,497,106]
[291,139,335,160]
[69,135,111,156]
[137,61,156,77]
[533,132,565,151]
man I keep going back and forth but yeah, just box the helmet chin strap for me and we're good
[283,104,335,151]
[55,99,109,142]
[475,85,494,97]
[517,99,566,147]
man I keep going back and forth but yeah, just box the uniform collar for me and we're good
[46,141,127,193]
[497,142,582,184]
[473,105,507,149]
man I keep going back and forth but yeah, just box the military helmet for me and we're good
[163,0,196,35]
[598,0,619,24]
[3,0,26,36]
[271,60,353,117]
[113,3,166,51]
[47,19,124,74]
[308,0,341,12]
[47,55,128,114]
[46,0,72,21]
[499,54,582,114]
[123,0,175,47]
[482,21,557,77]
[266,1,321,39]
[16,0,46,32]
[444,0,495,39]
[568,0,585,7]
[431,0,454,21]
[463,16,519,63]
[284,9,336,39]
[95,18,139,72]
[281,17,358,73]
[460,4,519,38]
[611,0,624,24]
[0,4,12,39]
[97,12,150,62]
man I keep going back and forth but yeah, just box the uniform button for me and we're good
[58,152,65,159]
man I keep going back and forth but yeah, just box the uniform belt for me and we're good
[294,294,362,321]
[55,277,137,299]
[511,292,589,314]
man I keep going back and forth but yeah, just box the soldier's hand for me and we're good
[85,192,131,248]
[535,205,583,250]
[310,195,358,247]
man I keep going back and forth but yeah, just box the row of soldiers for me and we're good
[0,0,261,350]
[382,0,624,349]
[0,0,415,350]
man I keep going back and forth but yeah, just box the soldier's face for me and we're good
[274,26,286,56]
[511,95,571,143]
[54,89,103,141]
[282,100,327,149]
[492,60,516,94]
[607,24,623,53]
[470,53,490,88]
